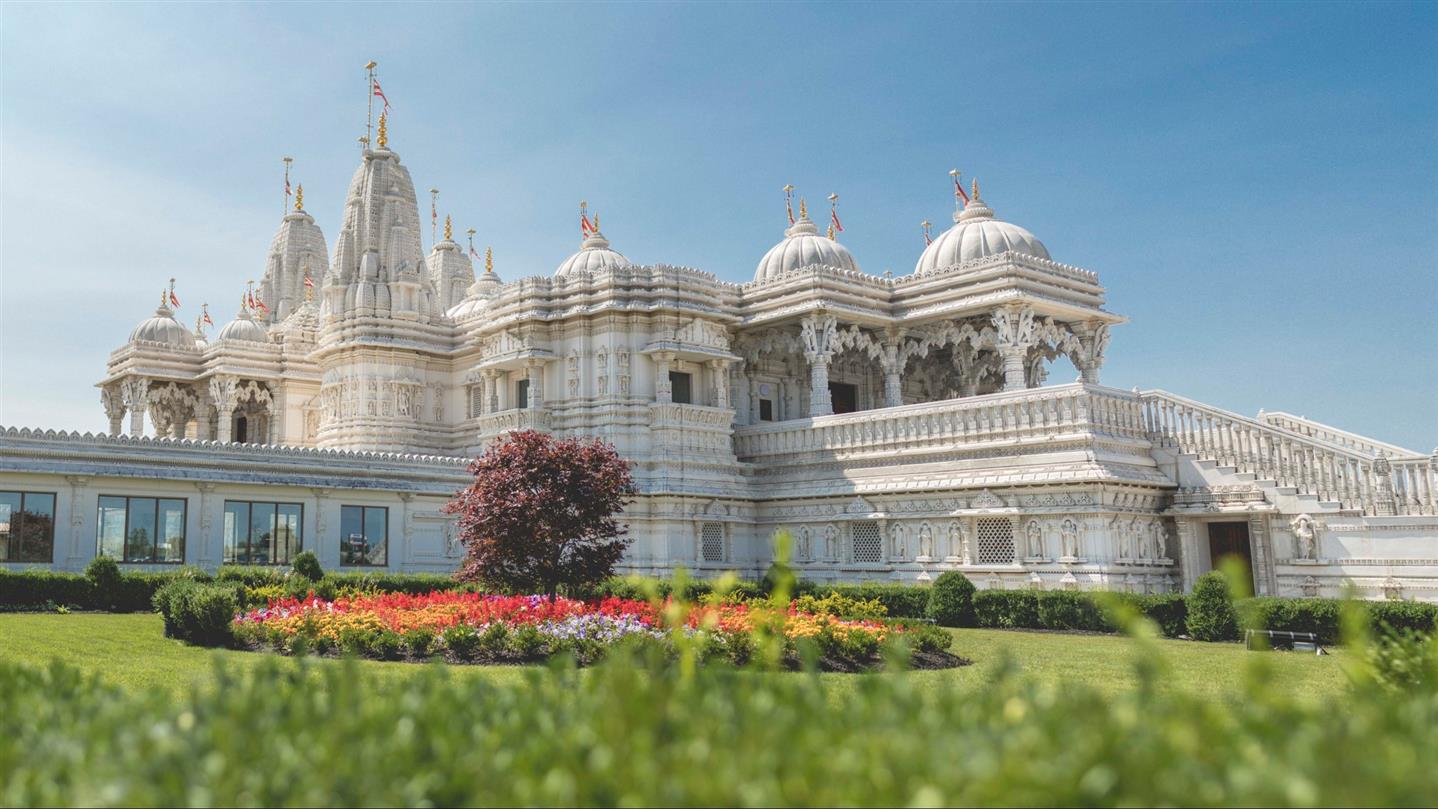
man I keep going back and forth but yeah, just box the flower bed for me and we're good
[230,591,966,671]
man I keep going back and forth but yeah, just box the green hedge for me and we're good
[153,580,242,646]
[1239,597,1438,645]
[4,635,1437,805]
[0,566,213,612]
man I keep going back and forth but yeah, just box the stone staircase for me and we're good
[1140,390,1436,517]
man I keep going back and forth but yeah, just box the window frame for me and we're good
[669,371,693,405]
[0,489,58,563]
[223,499,304,565]
[339,504,389,568]
[95,494,187,565]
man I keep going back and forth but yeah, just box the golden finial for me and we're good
[444,214,453,241]
[161,288,167,307]
[377,112,388,148]
[971,178,980,200]
[294,184,304,211]
[593,213,600,232]
[799,198,808,219]
[485,246,494,274]
[826,223,835,240]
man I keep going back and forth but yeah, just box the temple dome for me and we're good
[914,192,1049,274]
[555,231,631,276]
[754,214,859,282]
[129,302,195,349]
[216,306,269,343]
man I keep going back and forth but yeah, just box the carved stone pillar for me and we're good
[208,375,238,444]
[1373,454,1398,516]
[1074,321,1111,385]
[194,389,213,440]
[64,475,89,570]
[483,370,500,414]
[881,338,903,408]
[653,352,674,404]
[991,305,1036,392]
[745,368,760,425]
[100,386,126,436]
[801,313,837,417]
[525,360,545,410]
[708,359,732,410]
[120,377,149,436]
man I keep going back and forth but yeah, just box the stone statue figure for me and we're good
[797,526,812,562]
[1026,521,1044,558]
[918,524,934,559]
[823,525,838,560]
[1291,514,1317,560]
[1060,519,1079,559]
[890,524,907,559]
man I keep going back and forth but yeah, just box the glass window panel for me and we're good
[364,507,388,566]
[224,502,249,564]
[157,499,185,563]
[670,372,692,404]
[19,493,56,563]
[0,491,19,562]
[97,496,127,559]
[125,498,156,562]
[250,503,276,565]
[341,505,364,566]
[515,379,529,410]
[277,504,302,564]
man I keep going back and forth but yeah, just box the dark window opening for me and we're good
[341,505,388,567]
[515,379,530,410]
[670,371,693,405]
[234,416,249,444]
[829,382,858,414]
[758,399,774,421]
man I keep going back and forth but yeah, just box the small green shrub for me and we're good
[442,625,481,659]
[1364,623,1438,693]
[1035,591,1103,631]
[152,580,240,647]
[793,592,888,621]
[974,590,1041,629]
[402,628,436,658]
[292,551,323,582]
[84,556,122,609]
[1187,572,1239,642]
[927,571,977,627]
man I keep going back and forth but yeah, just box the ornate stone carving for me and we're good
[1291,513,1319,561]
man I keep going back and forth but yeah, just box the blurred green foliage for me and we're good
[2,621,1435,807]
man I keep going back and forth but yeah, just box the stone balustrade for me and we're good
[733,383,1147,463]
[472,408,550,444]
[1141,390,1437,517]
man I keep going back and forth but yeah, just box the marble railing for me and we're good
[733,383,1147,462]
[1141,391,1436,517]
[1258,411,1423,459]
[472,408,550,443]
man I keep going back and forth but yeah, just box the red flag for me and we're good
[203,310,214,327]
[924,232,932,246]
[580,213,594,237]
[285,176,291,197]
[469,244,481,260]
[253,294,269,315]
[953,174,970,205]
[830,208,844,233]
[169,289,181,308]
[245,289,256,309]
[372,79,391,111]
[303,275,315,290]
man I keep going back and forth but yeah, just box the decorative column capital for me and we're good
[800,312,838,362]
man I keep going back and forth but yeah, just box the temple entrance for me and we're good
[829,382,857,414]
[1207,522,1254,590]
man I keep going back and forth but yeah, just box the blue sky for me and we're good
[2,1,1435,451]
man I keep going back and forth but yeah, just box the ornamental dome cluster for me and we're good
[753,213,860,282]
[129,301,195,349]
[913,191,1049,275]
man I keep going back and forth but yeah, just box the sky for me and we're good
[1,1,1435,451]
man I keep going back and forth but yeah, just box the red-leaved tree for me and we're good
[445,430,637,601]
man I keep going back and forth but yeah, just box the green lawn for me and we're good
[0,612,1351,701]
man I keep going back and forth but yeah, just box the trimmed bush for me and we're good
[0,570,94,610]
[927,571,977,627]
[822,583,930,619]
[1114,594,1188,639]
[1036,591,1105,631]
[152,580,241,646]
[1187,572,1239,642]
[292,551,323,582]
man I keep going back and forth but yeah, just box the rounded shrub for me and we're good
[85,556,122,610]
[1186,571,1239,641]
[291,551,323,582]
[927,571,977,627]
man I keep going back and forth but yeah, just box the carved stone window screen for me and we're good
[852,522,883,564]
[976,518,1016,565]
[701,522,725,562]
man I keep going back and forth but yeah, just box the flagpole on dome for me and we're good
[922,220,932,246]
[950,168,969,216]
[364,61,378,150]
[168,278,180,310]
[430,188,440,245]
[827,193,843,240]
[579,200,592,242]
[282,157,293,217]
[784,184,795,226]
[467,228,482,263]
